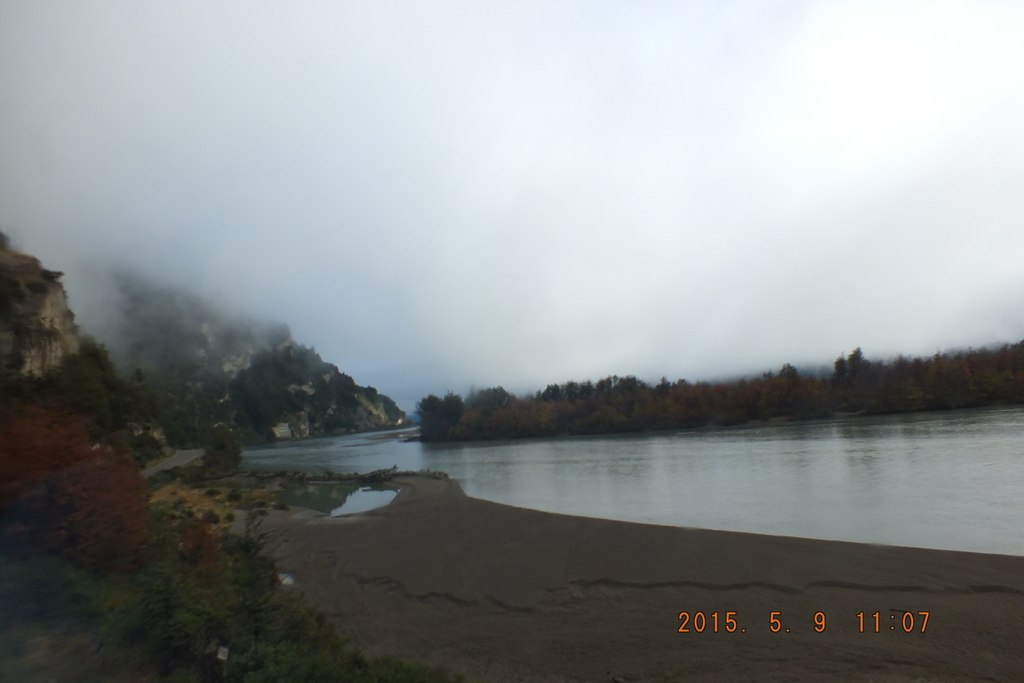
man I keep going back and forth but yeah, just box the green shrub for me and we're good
[3,507,467,683]
[201,427,242,472]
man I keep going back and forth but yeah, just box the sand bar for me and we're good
[259,474,1024,682]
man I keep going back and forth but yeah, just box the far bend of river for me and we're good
[242,406,1024,556]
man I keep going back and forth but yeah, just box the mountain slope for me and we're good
[109,275,405,446]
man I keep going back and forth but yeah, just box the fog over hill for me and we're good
[110,273,292,380]
[103,274,405,446]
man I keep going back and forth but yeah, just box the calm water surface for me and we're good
[276,484,397,515]
[242,406,1024,555]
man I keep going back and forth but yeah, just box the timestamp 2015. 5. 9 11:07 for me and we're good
[677,610,930,634]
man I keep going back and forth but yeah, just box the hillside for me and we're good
[109,274,405,446]
[0,236,405,448]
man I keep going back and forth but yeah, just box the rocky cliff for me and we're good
[0,235,80,376]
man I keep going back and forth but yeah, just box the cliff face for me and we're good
[0,241,80,376]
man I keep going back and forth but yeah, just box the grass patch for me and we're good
[148,482,275,530]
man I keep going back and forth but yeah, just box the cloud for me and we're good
[2,0,1023,410]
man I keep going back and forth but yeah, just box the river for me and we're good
[242,405,1024,556]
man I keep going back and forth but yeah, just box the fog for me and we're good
[2,0,1024,411]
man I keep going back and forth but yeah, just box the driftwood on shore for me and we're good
[243,466,449,485]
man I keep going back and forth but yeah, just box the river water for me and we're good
[242,405,1024,556]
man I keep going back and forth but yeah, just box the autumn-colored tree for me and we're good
[0,406,96,509]
[46,454,149,571]
[0,405,149,571]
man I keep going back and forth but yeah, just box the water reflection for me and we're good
[276,483,362,513]
[330,488,397,515]
[275,483,397,515]
[243,408,1024,555]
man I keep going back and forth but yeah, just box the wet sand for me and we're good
[258,474,1024,682]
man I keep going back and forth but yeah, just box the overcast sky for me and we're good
[2,1,1024,410]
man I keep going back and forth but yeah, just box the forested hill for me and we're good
[1,239,405,448]
[417,345,1024,441]
[109,275,405,446]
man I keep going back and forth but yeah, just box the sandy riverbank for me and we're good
[257,474,1024,682]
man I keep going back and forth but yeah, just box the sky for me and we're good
[2,0,1024,411]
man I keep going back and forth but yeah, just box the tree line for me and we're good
[417,342,1024,441]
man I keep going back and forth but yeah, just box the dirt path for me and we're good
[142,449,204,477]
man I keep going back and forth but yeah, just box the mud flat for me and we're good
[258,474,1024,682]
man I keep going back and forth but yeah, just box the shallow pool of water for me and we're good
[330,488,397,515]
[276,483,397,515]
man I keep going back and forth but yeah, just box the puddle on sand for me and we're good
[330,488,397,515]
[276,483,396,515]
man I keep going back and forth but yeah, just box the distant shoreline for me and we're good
[421,400,1020,444]
[242,426,420,450]
[418,344,1024,442]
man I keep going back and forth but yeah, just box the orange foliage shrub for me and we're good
[0,405,149,571]
[0,406,97,508]
[46,455,150,571]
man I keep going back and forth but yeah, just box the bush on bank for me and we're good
[2,503,463,683]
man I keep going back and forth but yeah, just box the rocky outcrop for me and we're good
[353,392,403,431]
[271,411,310,440]
[0,238,80,376]
[221,352,252,377]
